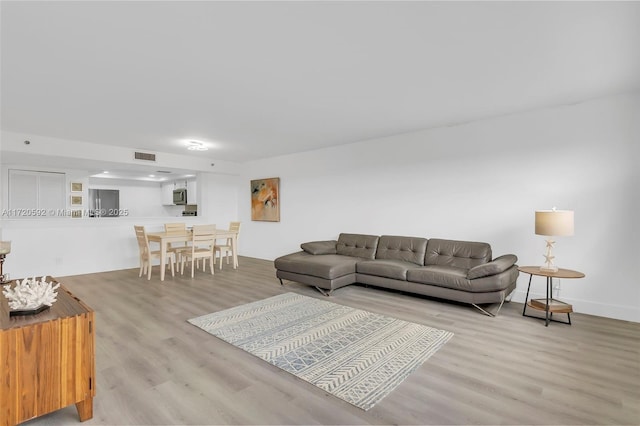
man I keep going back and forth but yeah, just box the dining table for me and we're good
[146,228,239,281]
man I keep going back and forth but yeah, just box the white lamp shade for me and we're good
[535,210,574,236]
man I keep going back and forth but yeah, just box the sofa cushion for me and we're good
[356,259,413,280]
[336,233,379,259]
[424,239,492,269]
[467,254,518,279]
[274,251,358,280]
[407,265,472,291]
[301,240,337,255]
[375,235,428,266]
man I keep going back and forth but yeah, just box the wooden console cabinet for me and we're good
[0,281,95,426]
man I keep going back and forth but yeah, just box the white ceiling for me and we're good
[2,1,639,165]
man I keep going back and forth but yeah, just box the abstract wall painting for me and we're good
[251,177,280,222]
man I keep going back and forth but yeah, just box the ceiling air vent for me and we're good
[134,151,156,162]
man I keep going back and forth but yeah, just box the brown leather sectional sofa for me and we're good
[274,233,519,316]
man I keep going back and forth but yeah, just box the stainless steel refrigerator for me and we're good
[88,189,120,217]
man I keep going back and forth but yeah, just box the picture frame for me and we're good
[71,210,82,218]
[70,182,83,192]
[70,195,83,206]
[251,177,280,222]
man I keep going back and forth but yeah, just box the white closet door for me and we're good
[38,172,65,210]
[8,170,39,209]
[8,169,65,212]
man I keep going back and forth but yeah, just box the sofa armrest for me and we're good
[467,254,518,279]
[300,240,338,255]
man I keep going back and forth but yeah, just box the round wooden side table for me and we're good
[518,266,585,326]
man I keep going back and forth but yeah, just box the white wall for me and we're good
[198,172,240,226]
[238,92,639,322]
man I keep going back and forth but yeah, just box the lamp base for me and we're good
[540,237,558,273]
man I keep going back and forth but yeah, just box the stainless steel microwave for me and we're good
[173,188,187,205]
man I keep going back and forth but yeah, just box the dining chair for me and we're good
[214,221,241,270]
[164,222,187,269]
[178,224,216,278]
[134,225,175,280]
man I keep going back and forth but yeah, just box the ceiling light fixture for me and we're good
[187,141,208,151]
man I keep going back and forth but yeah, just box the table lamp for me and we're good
[535,208,574,272]
[0,241,11,283]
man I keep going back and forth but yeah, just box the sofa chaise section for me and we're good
[274,233,379,295]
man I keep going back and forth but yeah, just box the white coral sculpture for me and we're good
[2,276,60,310]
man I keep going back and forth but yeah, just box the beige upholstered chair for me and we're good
[214,221,241,270]
[164,222,187,268]
[178,224,216,278]
[134,225,175,280]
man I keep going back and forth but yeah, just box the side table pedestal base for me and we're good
[518,266,584,327]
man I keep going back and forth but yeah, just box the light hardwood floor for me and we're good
[22,257,639,425]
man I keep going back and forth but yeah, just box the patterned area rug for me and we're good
[188,292,453,410]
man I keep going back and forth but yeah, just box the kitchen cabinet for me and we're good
[187,180,197,205]
[161,182,174,205]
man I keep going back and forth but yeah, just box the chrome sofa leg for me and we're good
[278,278,331,296]
[314,286,332,297]
[472,293,507,317]
[472,303,496,317]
